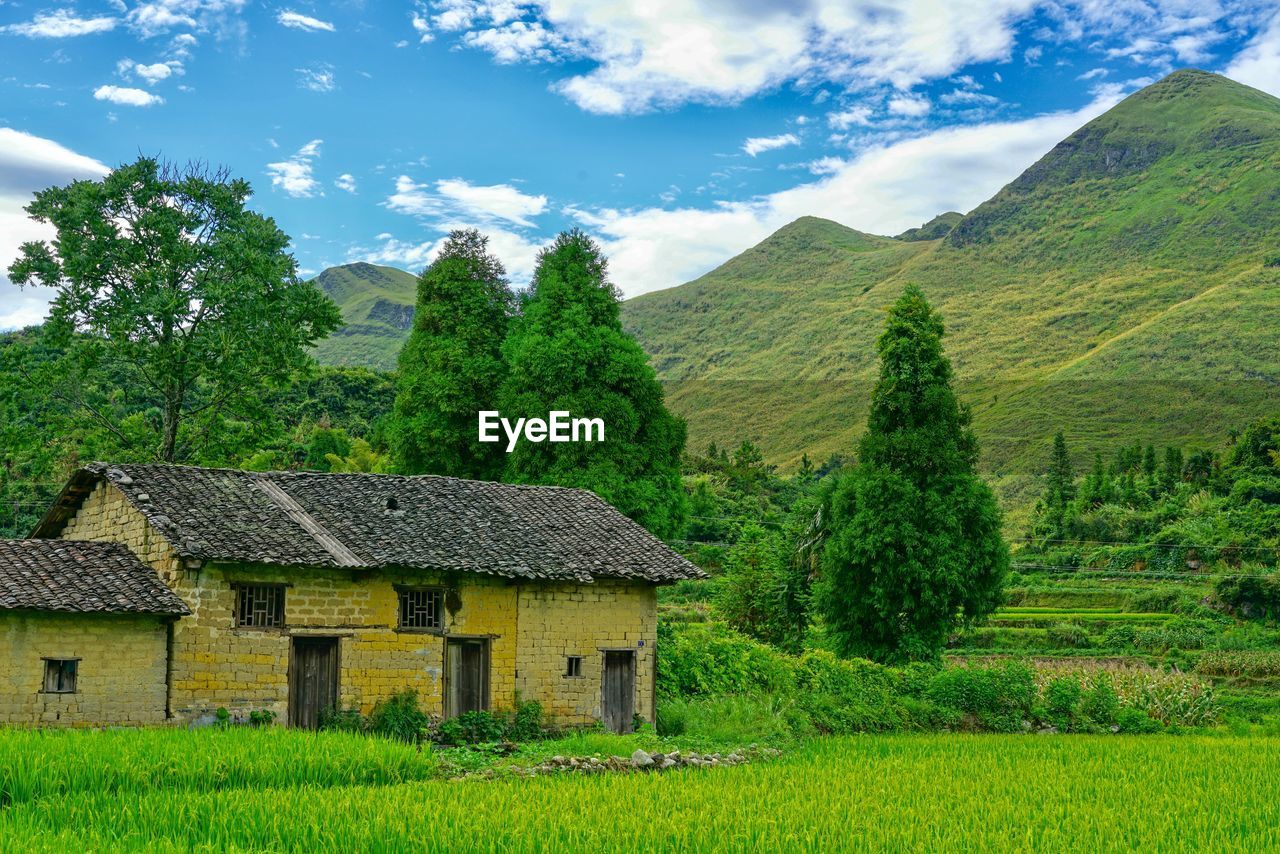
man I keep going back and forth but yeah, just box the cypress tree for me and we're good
[1045,432,1076,508]
[391,229,514,478]
[499,229,687,537]
[818,285,1008,663]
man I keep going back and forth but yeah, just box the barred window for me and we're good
[235,584,285,628]
[43,659,78,693]
[398,588,443,631]
[565,656,583,678]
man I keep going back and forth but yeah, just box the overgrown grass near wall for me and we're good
[4,736,1280,850]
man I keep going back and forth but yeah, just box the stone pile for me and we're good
[514,746,782,777]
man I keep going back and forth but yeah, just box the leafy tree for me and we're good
[817,285,1008,663]
[1031,431,1075,540]
[391,229,514,479]
[1162,446,1184,491]
[7,157,339,462]
[499,229,686,536]
[715,523,811,653]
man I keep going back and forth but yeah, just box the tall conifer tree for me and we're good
[498,229,686,537]
[392,229,514,478]
[818,285,1008,663]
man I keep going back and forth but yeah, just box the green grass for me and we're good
[620,71,1280,526]
[309,262,418,372]
[4,734,1279,850]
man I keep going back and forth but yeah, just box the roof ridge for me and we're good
[250,478,368,568]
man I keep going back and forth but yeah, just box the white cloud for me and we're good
[412,10,434,42]
[742,133,800,157]
[888,94,931,117]
[387,176,548,228]
[296,64,336,92]
[335,173,358,193]
[827,105,873,130]
[278,10,336,32]
[266,139,324,198]
[564,89,1126,297]
[134,61,182,84]
[0,129,110,330]
[1225,13,1280,97]
[126,1,247,39]
[93,85,164,106]
[353,228,544,283]
[3,9,118,38]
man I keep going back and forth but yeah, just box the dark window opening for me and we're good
[399,588,443,631]
[43,659,78,694]
[566,655,583,678]
[235,584,285,628]
[386,496,398,511]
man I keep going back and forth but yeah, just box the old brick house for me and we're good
[1,462,702,730]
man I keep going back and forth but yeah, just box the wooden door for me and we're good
[602,650,635,734]
[289,637,339,729]
[446,638,489,717]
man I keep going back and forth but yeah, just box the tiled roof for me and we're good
[34,464,705,584]
[0,539,190,615]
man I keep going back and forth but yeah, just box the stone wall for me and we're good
[0,612,170,727]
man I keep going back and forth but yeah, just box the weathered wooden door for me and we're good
[446,638,489,717]
[602,650,635,734]
[289,637,339,729]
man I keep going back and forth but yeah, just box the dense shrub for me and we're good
[657,622,795,698]
[924,662,1036,732]
[1216,572,1280,620]
[368,691,431,743]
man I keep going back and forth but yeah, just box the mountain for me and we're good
[622,70,1280,523]
[896,212,962,241]
[310,263,418,372]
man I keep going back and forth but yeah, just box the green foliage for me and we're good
[368,691,430,743]
[819,286,1008,663]
[436,711,507,746]
[309,263,419,372]
[714,523,811,652]
[7,156,340,463]
[1216,571,1280,620]
[392,230,514,479]
[500,229,687,537]
[924,662,1036,732]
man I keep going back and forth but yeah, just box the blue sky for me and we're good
[2,1,1280,327]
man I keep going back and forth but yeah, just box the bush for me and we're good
[1102,624,1139,649]
[924,662,1036,732]
[1216,572,1280,620]
[507,700,545,742]
[1081,676,1120,729]
[369,691,430,743]
[1117,706,1164,733]
[435,710,508,746]
[1047,623,1091,649]
[657,623,795,699]
[1042,677,1082,730]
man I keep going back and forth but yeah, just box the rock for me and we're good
[660,757,676,769]
[631,749,654,768]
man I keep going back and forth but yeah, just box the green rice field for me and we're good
[3,730,1278,851]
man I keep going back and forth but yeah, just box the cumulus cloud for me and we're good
[1225,13,1280,97]
[386,176,548,228]
[93,85,164,106]
[888,94,931,117]
[126,0,247,39]
[266,139,324,198]
[278,10,336,32]
[3,9,118,38]
[827,105,873,130]
[742,133,800,157]
[352,228,544,282]
[0,130,110,330]
[335,173,358,193]
[563,89,1127,297]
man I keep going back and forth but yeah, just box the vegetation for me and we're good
[500,229,687,537]
[392,229,514,479]
[818,286,1007,663]
[309,262,418,372]
[7,156,341,463]
[621,71,1280,528]
[5,733,1280,849]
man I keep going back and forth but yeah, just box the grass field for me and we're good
[2,730,1277,851]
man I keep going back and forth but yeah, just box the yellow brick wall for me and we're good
[0,613,169,727]
[53,480,661,729]
[167,564,520,723]
[515,580,657,725]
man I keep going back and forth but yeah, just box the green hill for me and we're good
[622,70,1280,525]
[310,262,418,372]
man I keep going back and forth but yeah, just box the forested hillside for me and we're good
[622,70,1280,520]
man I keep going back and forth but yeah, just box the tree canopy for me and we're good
[391,229,514,479]
[498,229,687,537]
[7,157,340,463]
[818,285,1008,663]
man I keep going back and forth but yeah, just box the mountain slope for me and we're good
[310,263,418,372]
[623,70,1280,522]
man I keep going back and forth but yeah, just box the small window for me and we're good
[398,588,443,631]
[235,584,285,628]
[565,656,583,678]
[43,659,78,694]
